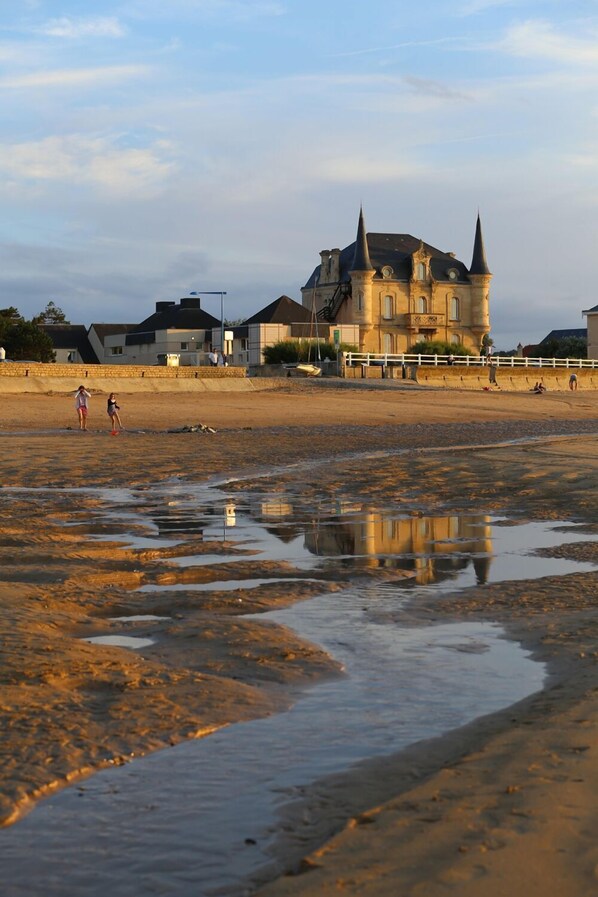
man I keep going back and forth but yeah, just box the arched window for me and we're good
[451,333,460,345]
[417,296,427,313]
[417,262,426,281]
[383,295,393,319]
[383,332,393,354]
[450,297,460,320]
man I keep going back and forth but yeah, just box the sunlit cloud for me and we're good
[0,65,150,90]
[499,20,598,66]
[0,135,175,196]
[37,16,127,39]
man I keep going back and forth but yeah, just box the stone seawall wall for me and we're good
[0,363,251,394]
[344,363,597,391]
[0,363,245,380]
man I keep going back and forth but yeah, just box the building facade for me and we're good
[583,305,598,359]
[301,209,492,354]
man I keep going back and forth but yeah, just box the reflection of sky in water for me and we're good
[2,599,544,897]
[2,483,592,896]
[82,635,155,650]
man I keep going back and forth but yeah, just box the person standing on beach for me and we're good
[107,393,123,433]
[74,385,91,431]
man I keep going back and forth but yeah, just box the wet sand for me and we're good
[0,382,597,895]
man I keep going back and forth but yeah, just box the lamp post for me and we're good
[189,291,227,352]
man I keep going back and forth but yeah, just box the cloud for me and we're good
[0,135,175,196]
[500,20,598,66]
[459,0,526,14]
[37,16,127,39]
[402,75,471,101]
[0,65,149,90]
[123,0,285,21]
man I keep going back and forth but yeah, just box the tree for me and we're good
[0,320,55,362]
[538,336,587,360]
[34,301,69,325]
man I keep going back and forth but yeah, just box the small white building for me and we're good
[229,295,359,367]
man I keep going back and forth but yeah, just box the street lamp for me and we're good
[189,291,227,352]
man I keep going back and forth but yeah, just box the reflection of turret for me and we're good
[473,556,491,584]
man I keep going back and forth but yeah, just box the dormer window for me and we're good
[381,265,393,279]
[447,267,459,281]
[417,262,426,281]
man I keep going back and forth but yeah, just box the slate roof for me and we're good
[351,208,374,271]
[582,304,598,314]
[90,323,136,341]
[40,325,99,364]
[303,233,470,289]
[243,295,312,325]
[538,328,587,344]
[469,214,491,275]
[126,299,220,346]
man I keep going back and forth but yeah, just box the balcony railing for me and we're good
[404,313,445,328]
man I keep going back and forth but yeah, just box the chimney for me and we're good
[180,296,200,309]
[155,301,176,312]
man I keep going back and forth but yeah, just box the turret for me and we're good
[349,207,375,345]
[468,213,492,345]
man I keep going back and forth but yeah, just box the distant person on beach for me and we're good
[532,381,546,394]
[208,350,218,367]
[218,351,228,367]
[74,385,91,431]
[569,373,578,391]
[107,393,123,432]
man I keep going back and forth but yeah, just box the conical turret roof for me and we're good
[351,207,374,272]
[469,213,491,275]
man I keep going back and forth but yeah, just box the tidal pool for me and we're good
[2,483,596,896]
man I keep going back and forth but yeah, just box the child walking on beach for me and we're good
[75,385,91,431]
[107,393,123,433]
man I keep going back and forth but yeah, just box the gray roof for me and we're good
[538,328,587,344]
[469,214,491,275]
[304,233,469,289]
[126,298,220,346]
[40,324,99,364]
[90,323,136,341]
[351,208,374,272]
[243,295,312,325]
[582,304,598,314]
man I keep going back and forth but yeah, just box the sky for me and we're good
[1,1,597,349]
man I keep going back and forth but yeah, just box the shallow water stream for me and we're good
[2,483,596,897]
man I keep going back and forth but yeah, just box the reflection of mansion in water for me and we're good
[296,508,493,585]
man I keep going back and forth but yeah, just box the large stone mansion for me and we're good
[301,208,492,354]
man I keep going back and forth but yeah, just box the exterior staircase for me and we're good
[317,283,351,322]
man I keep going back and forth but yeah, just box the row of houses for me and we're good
[43,294,359,368]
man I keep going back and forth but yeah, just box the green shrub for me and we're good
[263,340,357,364]
[407,339,471,357]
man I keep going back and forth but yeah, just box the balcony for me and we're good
[405,313,445,329]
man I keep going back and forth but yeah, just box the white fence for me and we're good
[343,352,598,369]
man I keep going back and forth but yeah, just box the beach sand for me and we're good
[0,381,597,895]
